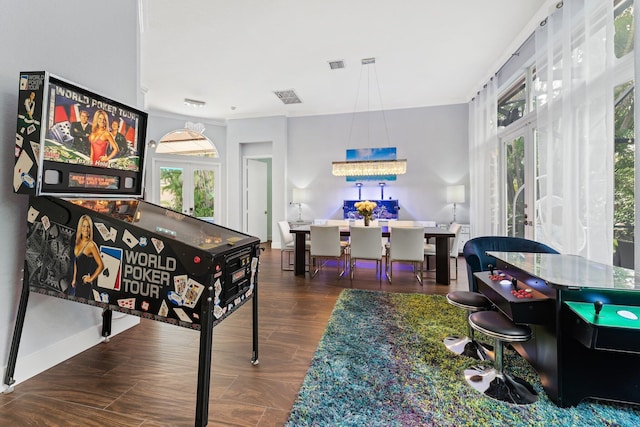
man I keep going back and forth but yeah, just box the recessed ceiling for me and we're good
[141,0,552,121]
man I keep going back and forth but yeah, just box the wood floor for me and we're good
[0,245,468,426]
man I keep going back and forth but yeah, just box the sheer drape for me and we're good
[534,0,614,263]
[468,79,499,237]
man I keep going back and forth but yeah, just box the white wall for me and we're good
[226,116,288,237]
[0,0,141,390]
[218,104,468,250]
[287,104,469,230]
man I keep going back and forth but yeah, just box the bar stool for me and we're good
[444,291,493,360]
[463,310,538,405]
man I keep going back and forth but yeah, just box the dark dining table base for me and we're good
[291,226,454,285]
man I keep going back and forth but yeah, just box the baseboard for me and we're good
[1,314,139,393]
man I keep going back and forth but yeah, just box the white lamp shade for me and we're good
[292,187,306,204]
[446,185,465,204]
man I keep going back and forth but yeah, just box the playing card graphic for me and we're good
[173,307,192,323]
[213,305,224,319]
[182,279,204,309]
[97,246,122,290]
[173,275,188,295]
[158,300,169,317]
[27,206,39,223]
[95,223,117,242]
[151,237,165,253]
[122,229,139,248]
[14,150,33,191]
[117,298,136,309]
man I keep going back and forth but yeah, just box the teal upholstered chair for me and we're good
[463,236,559,292]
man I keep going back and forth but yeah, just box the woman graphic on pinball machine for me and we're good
[71,215,104,299]
[89,109,119,166]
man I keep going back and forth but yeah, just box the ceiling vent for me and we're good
[273,89,302,104]
[328,60,345,70]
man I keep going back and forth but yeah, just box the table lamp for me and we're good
[292,187,305,222]
[446,185,465,223]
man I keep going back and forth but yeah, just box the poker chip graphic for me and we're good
[167,291,184,306]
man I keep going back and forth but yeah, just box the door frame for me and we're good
[150,156,222,223]
[242,155,272,242]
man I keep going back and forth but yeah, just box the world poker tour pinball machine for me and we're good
[5,71,260,426]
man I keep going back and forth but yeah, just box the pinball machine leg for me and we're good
[102,308,112,342]
[251,296,259,365]
[195,305,213,427]
[251,256,259,366]
[3,268,31,393]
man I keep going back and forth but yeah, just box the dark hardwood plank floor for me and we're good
[0,245,468,426]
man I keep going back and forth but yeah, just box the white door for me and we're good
[246,159,268,241]
[500,123,536,239]
[152,159,220,223]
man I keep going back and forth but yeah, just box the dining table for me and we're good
[290,225,455,285]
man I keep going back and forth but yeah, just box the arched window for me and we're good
[156,123,219,157]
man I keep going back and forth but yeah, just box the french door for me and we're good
[500,123,537,239]
[152,159,221,223]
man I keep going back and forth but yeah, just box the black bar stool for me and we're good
[444,291,493,360]
[463,310,538,405]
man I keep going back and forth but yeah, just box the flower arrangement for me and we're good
[354,200,377,225]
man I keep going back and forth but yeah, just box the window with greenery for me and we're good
[160,168,183,212]
[498,77,526,127]
[160,168,215,219]
[505,136,525,237]
[614,0,634,58]
[614,81,634,263]
[612,0,634,267]
[192,169,215,218]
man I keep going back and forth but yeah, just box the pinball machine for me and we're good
[5,71,260,426]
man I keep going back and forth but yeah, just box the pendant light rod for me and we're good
[332,57,406,177]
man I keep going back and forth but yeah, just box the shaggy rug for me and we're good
[286,289,640,426]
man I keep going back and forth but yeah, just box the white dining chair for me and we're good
[424,222,462,279]
[325,219,349,226]
[386,226,424,284]
[325,219,351,257]
[278,220,310,271]
[310,225,346,279]
[349,226,383,283]
[384,220,417,267]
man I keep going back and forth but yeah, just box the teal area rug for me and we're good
[286,289,640,426]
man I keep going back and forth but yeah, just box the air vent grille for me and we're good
[273,89,302,104]
[328,60,345,70]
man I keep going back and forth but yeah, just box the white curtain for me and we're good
[534,0,614,263]
[468,78,499,237]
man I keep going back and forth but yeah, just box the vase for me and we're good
[364,216,370,226]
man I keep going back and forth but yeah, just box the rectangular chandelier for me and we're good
[331,159,407,177]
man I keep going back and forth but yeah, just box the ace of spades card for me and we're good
[97,246,122,290]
